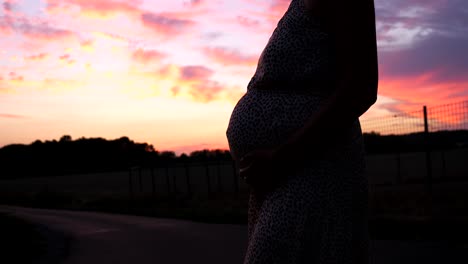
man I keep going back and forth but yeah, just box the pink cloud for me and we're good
[164,64,229,103]
[141,12,195,36]
[180,65,213,81]
[237,16,260,28]
[203,47,258,66]
[184,0,204,7]
[269,0,290,17]
[0,15,14,34]
[377,75,468,116]
[132,48,166,64]
[46,0,141,17]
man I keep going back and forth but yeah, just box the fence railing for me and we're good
[126,101,468,200]
[128,161,243,200]
[360,100,468,135]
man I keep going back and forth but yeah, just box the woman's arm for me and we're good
[274,0,379,162]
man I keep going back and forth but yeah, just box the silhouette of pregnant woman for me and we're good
[226,0,378,263]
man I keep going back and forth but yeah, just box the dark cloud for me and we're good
[375,0,468,82]
[380,34,468,83]
[376,0,468,40]
[22,24,71,39]
[141,12,194,35]
[0,16,74,39]
[3,1,13,12]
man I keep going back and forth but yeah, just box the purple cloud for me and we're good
[141,12,194,35]
[180,65,213,81]
[0,16,74,39]
[376,0,468,82]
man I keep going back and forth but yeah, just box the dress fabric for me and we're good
[225,0,370,263]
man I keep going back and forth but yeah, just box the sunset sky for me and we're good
[1,0,467,155]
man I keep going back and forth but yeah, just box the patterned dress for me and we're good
[226,0,370,263]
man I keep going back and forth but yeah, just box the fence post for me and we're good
[173,164,178,195]
[217,160,222,193]
[205,163,211,198]
[396,152,402,184]
[185,162,192,198]
[423,105,433,216]
[138,167,143,193]
[441,151,447,180]
[151,166,156,198]
[165,165,171,197]
[232,159,239,198]
[128,167,134,210]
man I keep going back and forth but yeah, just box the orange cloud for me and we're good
[159,64,236,103]
[58,54,76,65]
[171,65,222,102]
[46,0,141,18]
[59,54,71,60]
[187,81,224,103]
[0,113,27,119]
[25,53,49,61]
[8,72,23,82]
[203,47,258,66]
[144,63,247,104]
[132,48,166,64]
[81,39,93,47]
[141,12,195,36]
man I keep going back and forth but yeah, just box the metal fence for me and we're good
[128,161,245,200]
[360,100,468,135]
[125,101,468,198]
[360,100,467,185]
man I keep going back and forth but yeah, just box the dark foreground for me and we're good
[1,206,467,264]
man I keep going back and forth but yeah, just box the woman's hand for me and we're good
[239,147,287,196]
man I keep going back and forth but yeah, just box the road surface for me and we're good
[1,206,467,264]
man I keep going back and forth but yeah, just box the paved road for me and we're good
[1,206,467,264]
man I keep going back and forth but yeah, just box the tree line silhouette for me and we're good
[0,135,231,180]
[0,130,466,179]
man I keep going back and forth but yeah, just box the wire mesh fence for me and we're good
[427,101,468,132]
[360,100,468,135]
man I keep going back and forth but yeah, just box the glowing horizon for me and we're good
[1,0,467,155]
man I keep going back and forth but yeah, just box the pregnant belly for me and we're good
[225,89,326,161]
